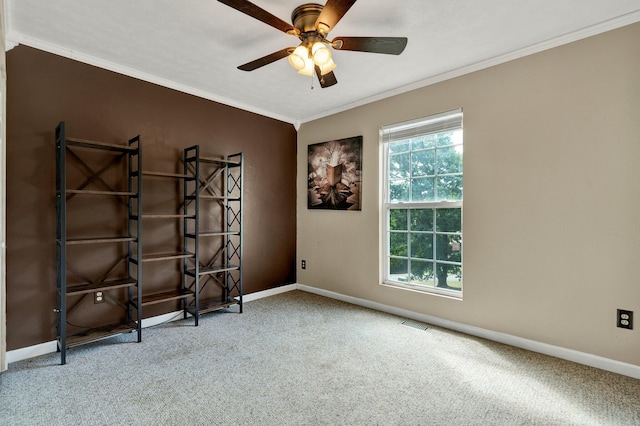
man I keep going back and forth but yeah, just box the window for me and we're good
[382,109,463,296]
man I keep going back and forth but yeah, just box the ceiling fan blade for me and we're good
[315,66,338,88]
[332,36,408,55]
[218,0,296,34]
[238,48,294,71]
[315,0,357,35]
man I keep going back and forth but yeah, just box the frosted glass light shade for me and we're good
[318,58,336,75]
[311,42,331,66]
[298,56,315,76]
[288,46,308,71]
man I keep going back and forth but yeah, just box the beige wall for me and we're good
[297,23,640,366]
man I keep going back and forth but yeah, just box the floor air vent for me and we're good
[401,320,429,331]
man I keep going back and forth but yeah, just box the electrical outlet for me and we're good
[617,309,633,330]
[94,291,105,304]
[301,260,306,270]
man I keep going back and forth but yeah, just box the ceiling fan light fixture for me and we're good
[311,41,332,66]
[298,56,315,77]
[318,58,336,76]
[220,0,407,89]
[288,45,309,71]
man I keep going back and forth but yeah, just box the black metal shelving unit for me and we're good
[133,146,198,315]
[55,122,142,365]
[184,152,243,322]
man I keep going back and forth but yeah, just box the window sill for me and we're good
[381,280,463,300]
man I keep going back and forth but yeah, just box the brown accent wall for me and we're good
[6,45,297,350]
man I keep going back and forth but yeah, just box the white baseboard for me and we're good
[6,340,58,365]
[8,283,640,380]
[6,285,296,365]
[243,283,297,303]
[296,284,640,380]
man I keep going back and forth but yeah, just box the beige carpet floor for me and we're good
[1,290,639,425]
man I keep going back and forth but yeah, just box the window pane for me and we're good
[435,234,462,262]
[436,131,456,147]
[411,134,437,150]
[411,150,435,177]
[389,180,409,202]
[389,153,410,179]
[410,208,433,231]
[436,208,461,232]
[389,209,408,231]
[434,262,462,290]
[411,177,434,202]
[389,140,410,154]
[450,234,462,263]
[437,146,463,174]
[389,232,408,256]
[384,111,462,295]
[437,175,463,201]
[410,233,433,259]
[389,258,408,281]
[410,260,434,287]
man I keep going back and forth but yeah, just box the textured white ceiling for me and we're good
[5,0,640,125]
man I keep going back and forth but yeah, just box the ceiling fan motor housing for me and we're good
[291,3,324,34]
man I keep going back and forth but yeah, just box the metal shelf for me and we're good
[200,195,241,201]
[66,137,137,153]
[184,151,243,326]
[132,251,194,263]
[64,189,137,196]
[140,214,196,220]
[185,231,240,239]
[137,288,195,307]
[136,146,200,322]
[185,264,239,277]
[56,137,244,362]
[55,121,142,364]
[65,236,136,245]
[65,320,138,348]
[66,278,138,296]
[142,170,193,179]
[186,297,240,316]
[199,156,241,166]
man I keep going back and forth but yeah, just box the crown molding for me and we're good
[7,32,297,124]
[297,10,640,124]
[4,7,640,127]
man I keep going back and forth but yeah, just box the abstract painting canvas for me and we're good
[307,136,362,210]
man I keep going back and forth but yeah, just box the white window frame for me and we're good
[0,2,7,371]
[381,109,463,298]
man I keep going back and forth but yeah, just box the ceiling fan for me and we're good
[217,0,408,88]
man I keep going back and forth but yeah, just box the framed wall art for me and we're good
[307,135,362,210]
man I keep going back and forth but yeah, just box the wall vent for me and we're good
[401,320,429,331]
